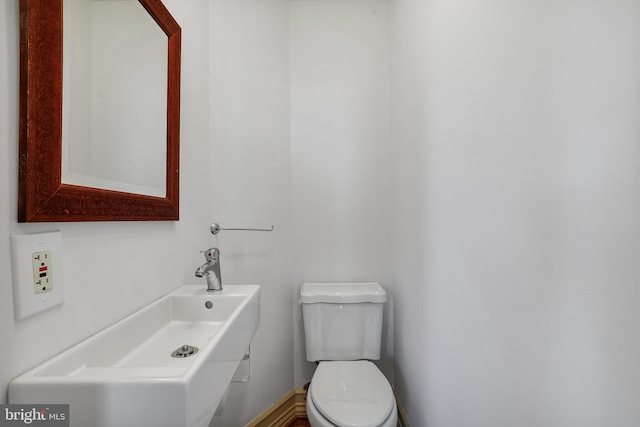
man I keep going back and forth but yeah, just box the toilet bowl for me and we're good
[306,361,397,427]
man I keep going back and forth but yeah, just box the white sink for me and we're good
[9,285,261,427]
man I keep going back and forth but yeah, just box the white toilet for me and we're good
[300,282,398,427]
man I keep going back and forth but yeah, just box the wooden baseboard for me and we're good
[393,388,411,427]
[246,388,307,427]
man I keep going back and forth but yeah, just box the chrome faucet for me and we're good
[195,247,223,292]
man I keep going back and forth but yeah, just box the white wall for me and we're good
[14,0,640,425]
[2,0,296,422]
[289,0,393,386]
[0,0,210,407]
[391,0,640,426]
[208,0,294,425]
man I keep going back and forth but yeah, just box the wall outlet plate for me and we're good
[10,231,65,320]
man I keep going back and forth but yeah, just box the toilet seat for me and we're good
[309,361,394,427]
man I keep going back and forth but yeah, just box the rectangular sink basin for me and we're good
[9,285,261,427]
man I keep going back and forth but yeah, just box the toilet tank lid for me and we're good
[300,282,387,304]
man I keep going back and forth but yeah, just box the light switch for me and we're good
[11,231,65,320]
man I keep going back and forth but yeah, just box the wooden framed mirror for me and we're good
[18,0,181,222]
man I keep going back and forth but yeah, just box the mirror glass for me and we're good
[62,0,168,197]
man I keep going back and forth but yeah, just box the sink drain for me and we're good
[171,345,199,358]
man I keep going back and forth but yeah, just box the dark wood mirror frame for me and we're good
[18,0,181,222]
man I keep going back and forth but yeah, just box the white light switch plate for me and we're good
[11,231,65,320]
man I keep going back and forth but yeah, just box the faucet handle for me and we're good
[200,247,220,262]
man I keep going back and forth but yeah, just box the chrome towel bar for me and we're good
[210,223,274,235]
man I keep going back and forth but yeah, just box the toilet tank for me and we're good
[300,282,386,362]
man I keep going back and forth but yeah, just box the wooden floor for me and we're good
[285,418,310,427]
